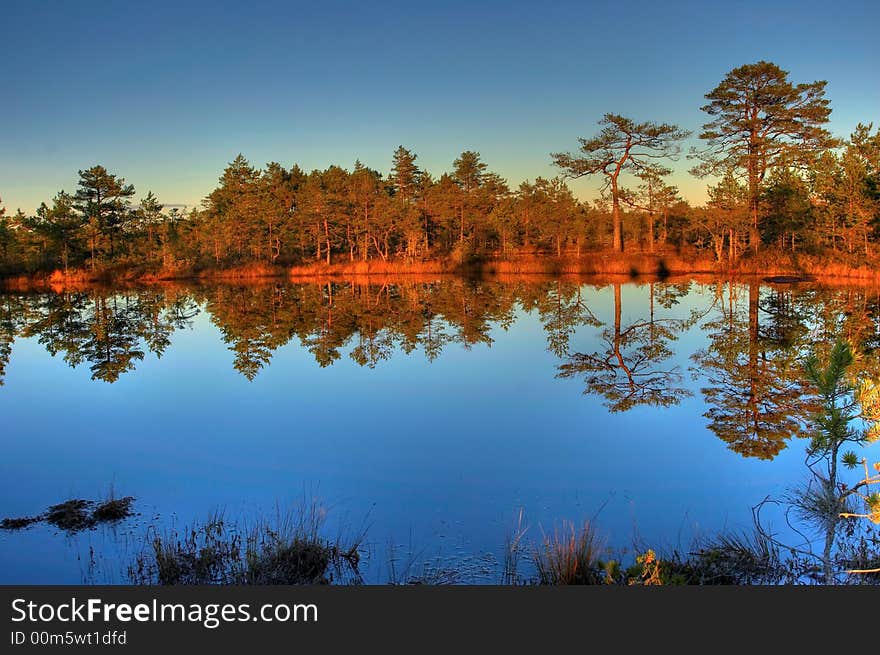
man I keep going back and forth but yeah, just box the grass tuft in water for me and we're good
[0,515,43,530]
[92,496,135,523]
[534,520,605,585]
[130,503,363,585]
[1,491,136,533]
[45,499,94,531]
[670,531,784,585]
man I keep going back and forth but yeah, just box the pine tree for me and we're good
[0,197,12,269]
[691,61,835,252]
[73,165,136,267]
[452,151,488,243]
[32,191,83,272]
[390,146,421,203]
[553,114,689,252]
[802,341,879,583]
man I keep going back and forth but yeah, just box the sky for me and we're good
[1,0,878,213]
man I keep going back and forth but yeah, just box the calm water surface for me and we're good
[1,277,876,583]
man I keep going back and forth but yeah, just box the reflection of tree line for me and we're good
[693,283,880,459]
[199,280,521,376]
[3,280,880,460]
[0,290,198,383]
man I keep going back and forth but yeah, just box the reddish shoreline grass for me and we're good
[4,251,880,290]
[289,258,449,277]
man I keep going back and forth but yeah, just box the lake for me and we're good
[1,276,876,583]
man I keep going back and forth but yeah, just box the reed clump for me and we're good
[533,520,606,585]
[1,493,135,533]
[130,503,363,585]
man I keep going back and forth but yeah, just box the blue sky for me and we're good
[2,0,878,212]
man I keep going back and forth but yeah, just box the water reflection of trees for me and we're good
[690,282,880,459]
[692,283,808,459]
[557,282,697,412]
[0,280,549,383]
[194,280,521,378]
[5,279,880,462]
[0,294,30,387]
[12,290,198,383]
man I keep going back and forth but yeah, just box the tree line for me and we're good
[1,61,878,277]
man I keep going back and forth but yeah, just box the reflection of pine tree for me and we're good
[538,281,601,359]
[205,284,296,380]
[761,287,809,349]
[393,285,427,356]
[350,326,394,368]
[432,280,516,350]
[17,290,199,383]
[693,283,813,460]
[80,296,145,383]
[292,283,345,368]
[0,331,10,386]
[22,292,91,368]
[0,295,28,386]
[346,284,395,368]
[558,283,693,412]
[810,287,880,374]
[421,315,450,363]
[136,292,199,358]
[653,281,692,310]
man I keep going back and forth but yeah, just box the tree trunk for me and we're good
[323,219,331,265]
[748,129,761,254]
[611,179,624,252]
[750,202,760,255]
[267,223,273,264]
[748,283,760,437]
[821,440,841,585]
[614,282,621,341]
[90,227,96,271]
[423,200,431,253]
[714,233,724,262]
[459,205,465,243]
[611,283,635,390]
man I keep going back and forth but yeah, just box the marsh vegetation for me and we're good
[2,495,134,533]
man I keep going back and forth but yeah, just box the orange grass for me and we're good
[5,250,880,290]
[533,520,605,585]
[289,258,449,278]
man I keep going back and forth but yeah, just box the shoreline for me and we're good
[2,252,879,290]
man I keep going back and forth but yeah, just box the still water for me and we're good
[0,277,876,583]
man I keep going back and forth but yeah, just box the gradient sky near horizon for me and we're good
[2,0,878,213]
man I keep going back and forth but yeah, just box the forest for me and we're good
[1,61,878,280]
